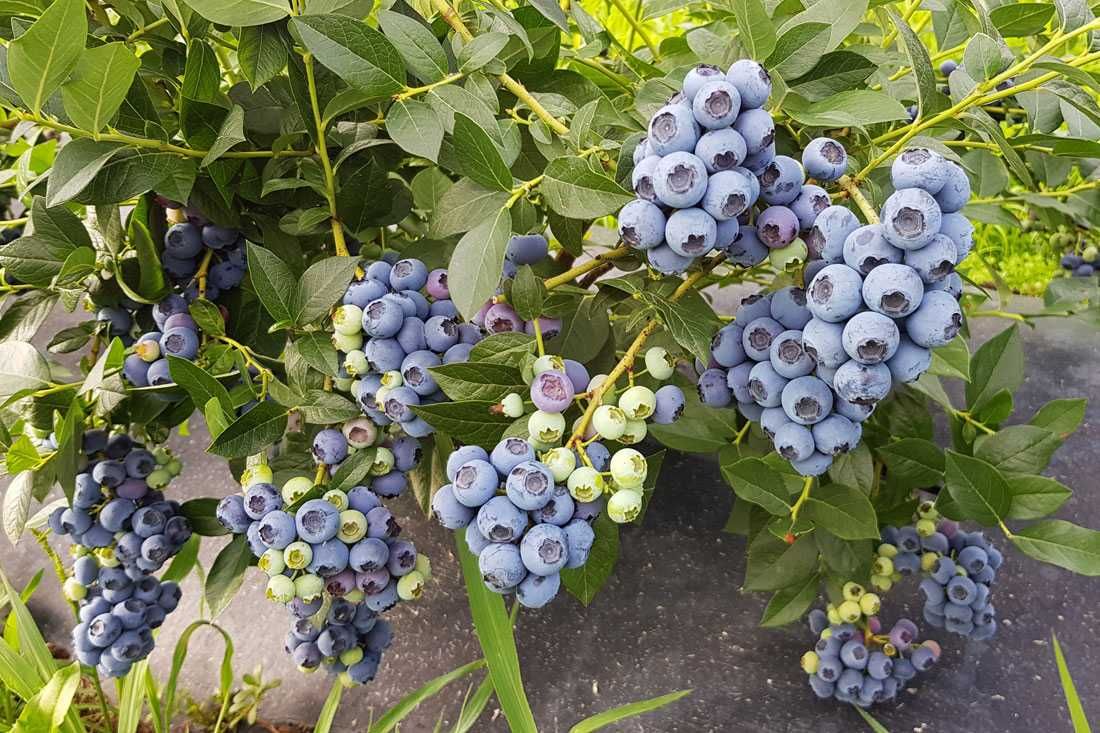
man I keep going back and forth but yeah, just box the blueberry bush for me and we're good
[0,0,1099,728]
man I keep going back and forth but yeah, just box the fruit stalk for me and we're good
[836,176,879,224]
[543,245,633,290]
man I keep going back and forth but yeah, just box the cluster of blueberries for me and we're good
[47,430,190,678]
[801,593,941,707]
[1060,246,1098,278]
[429,437,599,608]
[618,59,853,274]
[473,234,559,336]
[332,256,484,439]
[160,208,248,301]
[121,294,210,388]
[696,145,972,475]
[216,464,425,685]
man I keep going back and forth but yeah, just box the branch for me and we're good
[543,245,633,290]
[836,176,879,224]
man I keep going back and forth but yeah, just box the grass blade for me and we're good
[455,533,538,732]
[115,659,149,733]
[568,689,691,733]
[854,706,891,733]
[160,620,235,731]
[13,661,81,732]
[313,677,345,733]
[368,659,485,733]
[452,674,494,733]
[1053,633,1092,732]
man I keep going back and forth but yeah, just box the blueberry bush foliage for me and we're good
[1,0,1100,726]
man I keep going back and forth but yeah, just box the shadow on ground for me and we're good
[2,296,1098,733]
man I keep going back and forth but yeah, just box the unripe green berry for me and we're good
[801,651,819,674]
[837,600,862,623]
[609,448,647,489]
[294,573,324,601]
[587,374,617,404]
[166,458,182,477]
[915,518,936,537]
[324,489,349,511]
[859,592,881,616]
[769,237,808,270]
[619,419,647,445]
[381,371,403,388]
[284,541,313,570]
[870,574,892,592]
[63,578,87,602]
[826,606,842,625]
[917,500,938,520]
[153,448,171,465]
[607,489,642,523]
[338,509,367,543]
[542,447,576,482]
[842,581,864,602]
[342,417,378,449]
[644,347,675,381]
[415,554,432,581]
[94,548,118,567]
[921,552,939,572]
[266,575,296,604]
[135,339,160,362]
[344,350,369,377]
[241,464,274,488]
[877,543,897,558]
[567,466,605,502]
[528,410,566,444]
[591,405,627,440]
[332,304,364,336]
[532,354,564,375]
[340,647,364,666]
[374,385,392,410]
[871,556,893,576]
[345,589,365,603]
[146,468,171,489]
[397,570,425,600]
[501,393,525,418]
[332,330,363,353]
[371,447,395,476]
[334,377,354,392]
[618,386,656,420]
[259,548,286,575]
[282,476,313,505]
[528,437,556,452]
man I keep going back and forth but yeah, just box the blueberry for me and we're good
[758,155,805,206]
[483,303,523,333]
[61,507,94,536]
[732,107,774,156]
[697,367,732,407]
[711,323,746,367]
[490,437,535,475]
[131,507,166,538]
[842,224,903,276]
[665,208,716,257]
[934,161,971,213]
[694,128,747,173]
[773,422,815,462]
[725,59,771,109]
[88,613,123,648]
[722,225,768,267]
[890,147,949,194]
[904,233,957,284]
[344,278,389,309]
[162,255,198,280]
[123,355,150,386]
[385,538,417,577]
[159,327,199,360]
[209,261,245,290]
[446,446,490,481]
[311,429,349,466]
[740,316,783,362]
[789,185,830,230]
[839,639,869,670]
[453,459,500,508]
[201,225,239,250]
[770,287,812,330]
[476,495,528,543]
[162,313,197,332]
[617,199,666,249]
[700,170,753,222]
[164,223,203,258]
[755,206,798,249]
[769,329,816,379]
[93,459,127,488]
[146,359,173,386]
[647,104,700,156]
[807,264,863,323]
[808,674,835,700]
[881,188,943,250]
[692,80,741,129]
[362,298,405,339]
[653,151,708,208]
[682,63,725,100]
[386,258,427,291]
[505,461,555,511]
[631,156,660,201]
[834,360,892,405]
[516,572,560,608]
[780,375,833,425]
[742,141,775,175]
[735,292,772,323]
[296,499,340,543]
[747,361,789,407]
[886,337,931,383]
[382,386,420,423]
[805,205,859,263]
[815,656,844,683]
[940,212,974,263]
[792,451,833,476]
[842,312,900,365]
[812,414,862,455]
[99,498,136,532]
[479,543,526,592]
[861,263,924,318]
[906,290,963,348]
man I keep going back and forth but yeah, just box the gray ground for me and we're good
[2,295,1098,733]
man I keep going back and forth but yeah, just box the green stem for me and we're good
[788,476,814,529]
[953,409,997,436]
[836,175,879,224]
[394,72,466,101]
[300,51,350,257]
[125,16,170,42]
[608,0,658,57]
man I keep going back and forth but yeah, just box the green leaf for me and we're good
[448,205,511,320]
[7,0,85,114]
[549,295,610,364]
[760,573,819,627]
[313,677,344,733]
[159,620,235,732]
[368,659,487,733]
[293,332,339,377]
[0,199,88,285]
[246,242,297,323]
[187,297,226,337]
[239,23,290,89]
[511,265,546,321]
[130,220,168,300]
[458,32,509,73]
[974,425,1062,474]
[721,457,792,516]
[376,10,448,83]
[766,23,830,79]
[989,3,1055,36]
[744,532,818,591]
[638,290,721,364]
[201,105,246,167]
[1051,633,1091,732]
[291,15,405,100]
[387,100,444,162]
[430,361,525,402]
[431,178,509,238]
[540,157,634,219]
[776,0,867,51]
[294,255,358,325]
[183,0,288,26]
[179,497,229,537]
[569,689,692,733]
[1006,474,1072,520]
[204,534,252,617]
[167,356,233,414]
[942,450,1011,524]
[411,400,513,450]
[966,325,1023,412]
[455,535,538,732]
[0,341,50,401]
[329,447,378,492]
[782,90,909,128]
[827,443,874,495]
[803,483,878,540]
[468,332,536,366]
[14,661,80,732]
[961,33,1009,81]
[2,471,33,543]
[208,400,288,458]
[452,113,511,192]
[1011,520,1100,576]
[888,8,948,120]
[876,438,944,487]
[730,0,775,60]
[60,42,139,134]
[929,336,970,380]
[181,39,220,102]
[297,390,361,423]
[561,511,619,605]
[1029,398,1087,438]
